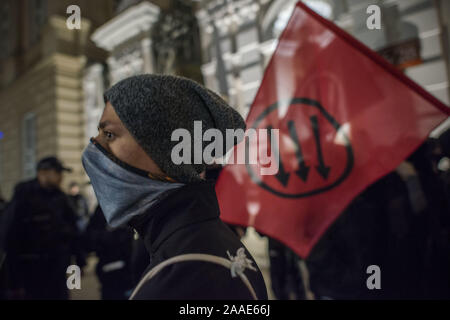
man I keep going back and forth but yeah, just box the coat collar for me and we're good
[129,180,220,255]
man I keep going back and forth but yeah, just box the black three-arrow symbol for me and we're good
[266,116,331,187]
[287,120,310,182]
[310,115,331,180]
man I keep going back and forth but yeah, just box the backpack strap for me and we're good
[129,247,258,300]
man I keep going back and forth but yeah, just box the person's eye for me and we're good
[103,130,115,141]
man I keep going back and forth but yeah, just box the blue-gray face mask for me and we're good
[81,138,184,228]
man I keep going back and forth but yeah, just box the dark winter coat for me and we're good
[2,179,78,298]
[129,180,268,300]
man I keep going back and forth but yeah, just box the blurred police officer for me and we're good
[4,156,78,299]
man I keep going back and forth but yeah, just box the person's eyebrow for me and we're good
[98,121,111,130]
[98,120,123,133]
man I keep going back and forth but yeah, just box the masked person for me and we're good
[4,157,78,300]
[81,74,268,300]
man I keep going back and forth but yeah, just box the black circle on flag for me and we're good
[246,97,354,198]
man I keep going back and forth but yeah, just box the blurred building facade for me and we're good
[85,0,203,134]
[0,0,115,199]
[196,0,450,125]
[0,0,204,201]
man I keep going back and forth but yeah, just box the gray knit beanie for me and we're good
[103,74,246,183]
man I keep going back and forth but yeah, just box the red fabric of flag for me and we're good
[215,1,449,258]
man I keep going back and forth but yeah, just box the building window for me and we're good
[29,0,48,46]
[22,113,37,179]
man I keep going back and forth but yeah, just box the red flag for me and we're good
[215,1,450,258]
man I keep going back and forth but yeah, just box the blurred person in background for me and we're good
[268,237,305,300]
[0,187,8,299]
[67,181,90,233]
[67,181,90,269]
[85,205,135,299]
[0,189,5,211]
[2,156,78,300]
[0,187,7,256]
[306,171,413,299]
[305,140,450,299]
[407,139,450,298]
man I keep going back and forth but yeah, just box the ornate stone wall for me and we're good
[91,1,160,85]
